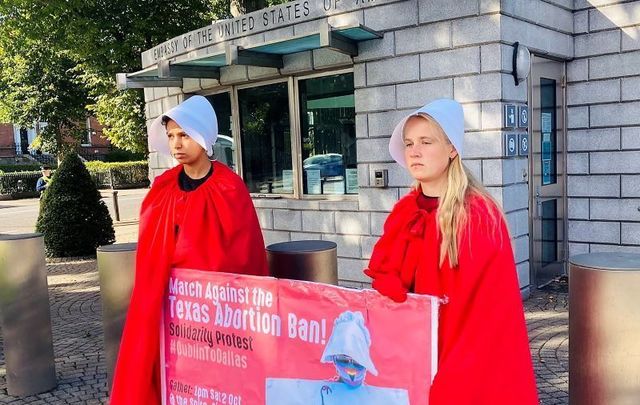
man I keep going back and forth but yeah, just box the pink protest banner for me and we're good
[161,268,438,405]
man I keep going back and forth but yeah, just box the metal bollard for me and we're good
[0,233,57,396]
[569,252,640,405]
[266,240,338,285]
[97,242,136,391]
[111,190,120,222]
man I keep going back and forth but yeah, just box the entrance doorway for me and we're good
[529,56,568,288]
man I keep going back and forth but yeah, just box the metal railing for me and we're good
[0,143,56,165]
[0,171,41,198]
[3,142,110,164]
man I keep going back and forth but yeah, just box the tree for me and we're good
[228,0,288,17]
[0,0,289,155]
[0,4,88,156]
[0,0,217,154]
[35,153,115,257]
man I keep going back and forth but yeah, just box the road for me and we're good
[0,188,148,242]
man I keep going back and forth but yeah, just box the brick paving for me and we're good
[0,259,109,404]
[525,279,569,405]
[0,257,570,404]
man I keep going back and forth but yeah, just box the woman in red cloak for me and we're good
[110,95,268,404]
[364,99,539,404]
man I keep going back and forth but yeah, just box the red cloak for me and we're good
[110,161,268,404]
[365,190,538,404]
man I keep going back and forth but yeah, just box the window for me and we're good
[238,82,292,194]
[298,73,356,195]
[198,71,356,199]
[206,93,235,170]
[83,117,94,146]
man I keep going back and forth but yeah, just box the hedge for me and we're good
[84,161,150,189]
[0,171,41,199]
[0,160,150,199]
[0,164,45,173]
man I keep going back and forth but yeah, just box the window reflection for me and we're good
[299,73,356,195]
[238,82,292,194]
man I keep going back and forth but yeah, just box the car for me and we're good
[302,153,344,178]
[213,135,235,169]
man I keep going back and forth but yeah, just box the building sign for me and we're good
[518,133,529,157]
[142,0,408,67]
[518,105,528,128]
[305,169,322,194]
[161,268,438,405]
[542,132,552,161]
[504,104,517,129]
[541,132,553,185]
[345,168,359,194]
[282,169,294,193]
[505,133,517,157]
[542,160,552,185]
[541,112,552,133]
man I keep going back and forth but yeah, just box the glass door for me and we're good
[529,56,567,288]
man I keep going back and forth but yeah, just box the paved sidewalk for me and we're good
[525,279,569,405]
[0,259,570,404]
[0,259,109,404]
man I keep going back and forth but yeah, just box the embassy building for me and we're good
[118,0,640,297]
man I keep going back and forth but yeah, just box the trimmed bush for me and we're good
[0,164,45,173]
[104,149,146,162]
[85,161,149,189]
[36,153,115,257]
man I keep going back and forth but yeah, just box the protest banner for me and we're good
[161,268,438,405]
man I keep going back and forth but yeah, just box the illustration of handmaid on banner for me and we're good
[266,310,410,404]
[161,268,438,405]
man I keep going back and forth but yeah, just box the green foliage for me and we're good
[0,0,217,154]
[207,0,288,19]
[36,153,115,257]
[0,0,290,155]
[0,171,41,198]
[0,99,10,123]
[0,164,44,173]
[104,149,147,162]
[84,161,144,171]
[0,42,88,155]
[84,161,150,189]
[88,78,148,154]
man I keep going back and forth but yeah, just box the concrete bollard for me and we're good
[96,242,136,392]
[0,233,57,396]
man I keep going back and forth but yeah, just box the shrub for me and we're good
[0,171,41,199]
[36,153,115,257]
[0,164,44,172]
[85,160,149,189]
[104,149,146,162]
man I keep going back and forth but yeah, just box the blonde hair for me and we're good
[408,115,502,267]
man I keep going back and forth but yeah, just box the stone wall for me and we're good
[566,0,640,255]
[141,0,637,291]
[499,0,574,291]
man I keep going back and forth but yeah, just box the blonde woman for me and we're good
[364,99,538,404]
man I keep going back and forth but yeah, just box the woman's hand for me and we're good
[365,269,408,303]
